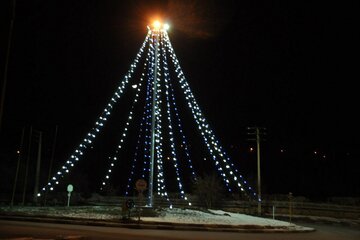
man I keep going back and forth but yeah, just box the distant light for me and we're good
[17,150,20,154]
[250,147,254,152]
[163,23,170,30]
[132,84,137,89]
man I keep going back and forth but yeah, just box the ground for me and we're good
[0,206,313,232]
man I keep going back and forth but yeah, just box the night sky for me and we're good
[1,1,359,200]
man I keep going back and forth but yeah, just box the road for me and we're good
[0,220,359,240]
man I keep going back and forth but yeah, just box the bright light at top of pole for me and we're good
[153,20,161,29]
[163,23,170,30]
[150,21,170,31]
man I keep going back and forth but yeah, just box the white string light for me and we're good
[39,26,257,205]
[125,66,153,196]
[38,33,151,196]
[100,44,151,190]
[160,32,191,205]
[163,31,258,200]
[161,34,197,182]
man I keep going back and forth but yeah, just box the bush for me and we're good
[193,173,225,209]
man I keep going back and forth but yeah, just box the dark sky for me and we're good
[1,0,359,199]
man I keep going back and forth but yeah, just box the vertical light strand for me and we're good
[161,32,191,206]
[155,32,171,206]
[152,34,167,200]
[168,80,197,181]
[141,39,156,180]
[125,71,153,196]
[39,33,151,196]
[161,33,197,182]
[141,89,152,179]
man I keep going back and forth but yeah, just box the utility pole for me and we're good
[0,0,16,132]
[44,125,58,206]
[10,127,25,207]
[247,126,266,216]
[149,27,159,207]
[33,130,42,204]
[22,126,32,205]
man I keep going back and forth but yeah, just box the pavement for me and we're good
[268,214,360,229]
[0,212,316,233]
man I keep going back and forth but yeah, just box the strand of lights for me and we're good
[155,103,171,206]
[163,31,258,199]
[141,85,152,179]
[160,32,191,206]
[160,33,197,182]
[141,31,160,180]
[100,45,151,190]
[140,40,156,180]
[160,31,230,191]
[167,33,256,199]
[151,33,171,206]
[164,36,241,193]
[125,70,153,196]
[145,31,171,207]
[165,31,232,192]
[38,33,151,196]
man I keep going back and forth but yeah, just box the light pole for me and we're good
[0,0,16,132]
[11,127,25,207]
[22,126,32,205]
[33,130,42,204]
[148,21,169,207]
[247,126,266,215]
[148,25,159,207]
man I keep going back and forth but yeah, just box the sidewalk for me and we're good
[269,214,360,228]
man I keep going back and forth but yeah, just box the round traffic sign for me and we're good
[135,179,147,191]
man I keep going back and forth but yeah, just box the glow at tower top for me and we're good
[149,21,170,31]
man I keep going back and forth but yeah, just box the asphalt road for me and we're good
[0,220,359,240]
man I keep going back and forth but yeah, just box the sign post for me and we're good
[135,179,147,221]
[67,184,73,207]
[135,179,147,203]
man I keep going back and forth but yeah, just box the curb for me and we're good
[0,215,315,233]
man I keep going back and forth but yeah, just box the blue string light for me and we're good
[160,32,191,205]
[39,26,257,205]
[163,31,258,200]
[125,70,153,196]
[100,51,150,190]
[160,34,197,182]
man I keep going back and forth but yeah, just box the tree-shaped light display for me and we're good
[38,23,259,207]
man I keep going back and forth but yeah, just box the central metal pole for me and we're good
[149,30,159,207]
